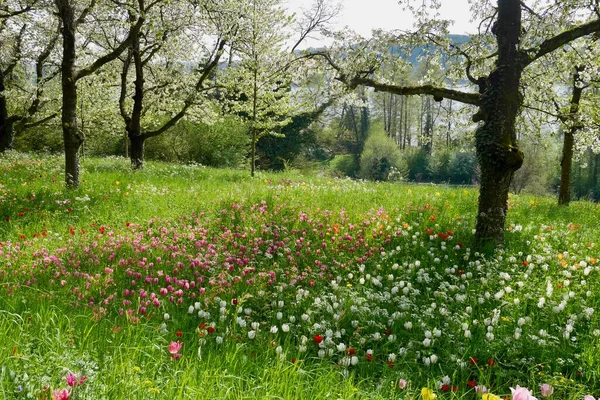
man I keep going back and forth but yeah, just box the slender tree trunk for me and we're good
[558,67,584,206]
[128,20,145,170]
[423,96,433,154]
[57,0,83,187]
[558,130,575,205]
[251,67,258,177]
[473,0,525,250]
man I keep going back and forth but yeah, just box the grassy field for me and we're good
[1,152,600,399]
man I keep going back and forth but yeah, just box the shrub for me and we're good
[430,148,453,183]
[359,130,406,181]
[404,148,431,182]
[330,154,359,178]
[448,151,478,185]
[144,117,249,168]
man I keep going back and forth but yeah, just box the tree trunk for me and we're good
[130,134,145,170]
[0,70,14,152]
[474,0,525,250]
[128,20,145,170]
[57,0,83,187]
[558,129,575,205]
[558,67,584,206]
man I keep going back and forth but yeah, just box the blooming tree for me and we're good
[320,0,600,249]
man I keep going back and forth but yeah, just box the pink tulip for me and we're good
[65,371,87,387]
[584,396,596,400]
[540,384,553,397]
[398,379,407,389]
[168,341,183,354]
[52,389,71,400]
[510,386,538,400]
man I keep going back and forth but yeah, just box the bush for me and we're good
[430,148,453,183]
[404,148,431,182]
[330,154,359,178]
[359,130,406,181]
[448,151,478,185]
[144,117,249,168]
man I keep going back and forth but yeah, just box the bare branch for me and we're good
[290,0,340,53]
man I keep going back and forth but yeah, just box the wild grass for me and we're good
[1,152,599,399]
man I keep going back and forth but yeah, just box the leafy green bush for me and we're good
[404,148,431,182]
[330,154,359,178]
[144,117,249,168]
[359,130,406,181]
[430,148,453,182]
[448,151,478,185]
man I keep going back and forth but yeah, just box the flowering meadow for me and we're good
[1,153,600,399]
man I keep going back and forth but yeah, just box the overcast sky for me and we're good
[286,0,479,47]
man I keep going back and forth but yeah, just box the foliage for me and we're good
[404,148,431,182]
[359,129,406,181]
[143,118,249,168]
[330,154,359,177]
[511,136,560,196]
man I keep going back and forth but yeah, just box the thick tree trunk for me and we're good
[130,134,145,170]
[558,67,584,206]
[57,0,83,187]
[474,0,525,250]
[0,71,14,152]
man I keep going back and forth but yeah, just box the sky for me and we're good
[285,0,479,47]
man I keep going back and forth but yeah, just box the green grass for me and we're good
[1,152,600,399]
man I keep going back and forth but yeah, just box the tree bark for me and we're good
[473,0,525,250]
[130,135,145,170]
[558,67,584,206]
[0,70,14,152]
[128,11,144,170]
[57,0,83,187]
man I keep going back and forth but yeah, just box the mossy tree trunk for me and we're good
[473,0,525,249]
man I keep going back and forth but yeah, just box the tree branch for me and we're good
[348,77,481,106]
[143,38,227,139]
[75,12,145,81]
[526,18,600,65]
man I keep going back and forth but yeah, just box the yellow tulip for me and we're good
[482,394,501,400]
[421,387,437,400]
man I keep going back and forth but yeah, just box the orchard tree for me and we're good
[321,0,600,249]
[115,0,237,170]
[54,0,144,187]
[1,1,60,152]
